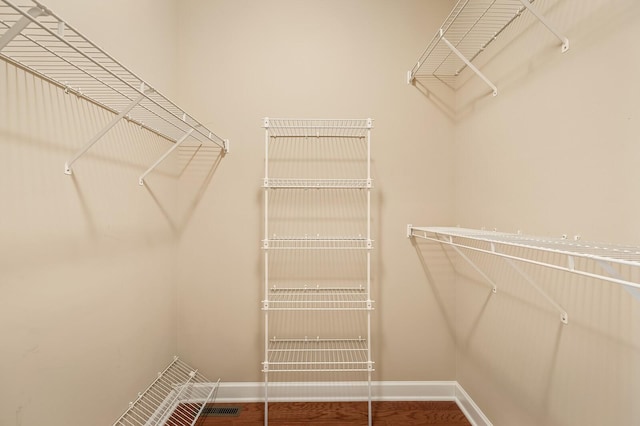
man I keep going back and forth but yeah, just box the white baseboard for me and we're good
[212,380,491,425]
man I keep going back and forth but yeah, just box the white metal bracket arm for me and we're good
[518,0,569,52]
[0,6,46,51]
[64,89,150,175]
[439,29,498,97]
[138,128,195,186]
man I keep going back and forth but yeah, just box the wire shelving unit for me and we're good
[113,356,220,426]
[0,0,228,184]
[407,0,569,96]
[407,226,640,324]
[262,118,374,425]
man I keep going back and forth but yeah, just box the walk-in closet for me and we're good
[1,0,639,425]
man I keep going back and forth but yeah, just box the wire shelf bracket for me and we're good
[0,0,229,181]
[407,0,570,94]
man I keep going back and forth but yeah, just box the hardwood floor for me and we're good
[191,401,471,426]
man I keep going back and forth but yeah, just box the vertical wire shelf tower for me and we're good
[262,118,375,426]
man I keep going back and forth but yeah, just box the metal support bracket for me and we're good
[64,88,150,175]
[138,128,194,186]
[518,0,569,52]
[503,257,569,324]
[446,239,498,294]
[0,6,47,51]
[440,29,498,96]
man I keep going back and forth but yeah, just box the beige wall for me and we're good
[0,1,181,425]
[449,0,640,424]
[173,0,457,383]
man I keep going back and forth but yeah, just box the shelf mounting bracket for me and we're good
[0,6,47,51]
[439,29,498,96]
[502,256,569,324]
[138,127,195,186]
[518,0,569,52]
[64,88,150,175]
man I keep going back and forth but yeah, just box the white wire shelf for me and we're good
[0,0,228,178]
[113,356,220,426]
[263,337,373,373]
[263,236,373,250]
[264,178,372,189]
[407,0,569,95]
[264,286,373,311]
[263,118,372,138]
[408,226,640,290]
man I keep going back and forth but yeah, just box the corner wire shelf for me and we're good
[0,0,229,185]
[408,226,640,325]
[263,337,373,373]
[113,356,220,426]
[263,286,373,311]
[407,0,569,96]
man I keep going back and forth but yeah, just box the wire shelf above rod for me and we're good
[263,118,373,138]
[0,0,229,179]
[407,0,569,95]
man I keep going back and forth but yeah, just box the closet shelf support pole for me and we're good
[139,127,195,186]
[0,6,46,51]
[439,29,498,97]
[64,89,149,175]
[518,0,569,52]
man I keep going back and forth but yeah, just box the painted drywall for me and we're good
[0,0,182,425]
[173,0,458,385]
[446,0,640,424]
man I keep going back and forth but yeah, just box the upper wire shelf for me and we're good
[113,356,220,426]
[264,118,372,138]
[263,236,373,250]
[0,0,229,159]
[408,226,640,290]
[264,178,372,189]
[407,0,569,95]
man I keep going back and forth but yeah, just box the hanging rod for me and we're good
[408,226,640,290]
[407,0,569,94]
[0,0,229,176]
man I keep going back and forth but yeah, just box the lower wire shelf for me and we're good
[263,337,373,373]
[113,356,220,426]
[264,286,372,310]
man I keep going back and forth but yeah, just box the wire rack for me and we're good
[113,357,219,426]
[263,118,372,138]
[263,236,373,250]
[264,286,372,311]
[264,178,372,189]
[408,0,568,93]
[0,0,227,150]
[264,338,372,373]
[408,226,640,290]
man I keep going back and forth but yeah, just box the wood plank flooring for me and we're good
[192,401,471,426]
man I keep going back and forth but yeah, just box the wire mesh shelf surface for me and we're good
[0,0,227,149]
[409,226,640,289]
[113,357,219,426]
[409,0,558,89]
[265,286,372,311]
[264,118,372,138]
[264,338,371,372]
[264,178,371,189]
[264,236,373,250]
